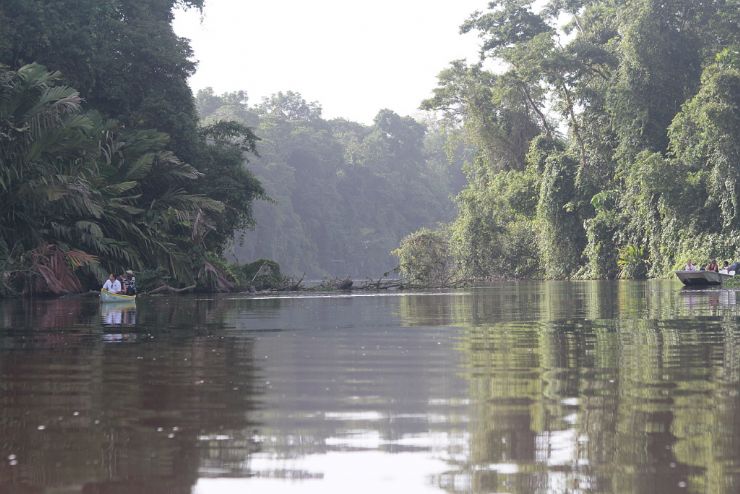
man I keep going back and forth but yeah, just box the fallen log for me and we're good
[277,274,304,291]
[147,284,196,295]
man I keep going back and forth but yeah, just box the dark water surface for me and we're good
[0,281,739,494]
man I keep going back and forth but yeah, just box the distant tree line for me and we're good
[395,0,739,284]
[197,89,468,278]
[0,0,264,295]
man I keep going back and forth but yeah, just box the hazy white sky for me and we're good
[173,0,484,123]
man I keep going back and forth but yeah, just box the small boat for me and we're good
[100,289,136,303]
[675,270,733,286]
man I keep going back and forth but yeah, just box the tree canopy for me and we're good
[398,0,740,281]
[3,0,738,293]
[198,90,466,278]
[0,1,264,295]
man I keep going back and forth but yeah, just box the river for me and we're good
[0,281,738,493]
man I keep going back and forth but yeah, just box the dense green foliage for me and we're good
[0,1,264,295]
[0,0,205,162]
[399,0,740,280]
[392,228,455,286]
[233,259,285,290]
[197,90,467,278]
[3,0,737,291]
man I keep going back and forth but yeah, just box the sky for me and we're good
[173,0,485,124]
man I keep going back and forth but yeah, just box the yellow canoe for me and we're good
[100,289,136,303]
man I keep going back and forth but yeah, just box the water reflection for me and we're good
[0,296,262,494]
[426,283,740,494]
[101,302,137,327]
[0,283,738,493]
[681,288,737,312]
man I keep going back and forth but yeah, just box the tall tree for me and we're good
[198,89,462,277]
[0,0,204,161]
[0,0,265,294]
[399,0,739,281]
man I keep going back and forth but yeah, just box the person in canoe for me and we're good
[121,270,136,295]
[102,273,122,294]
[684,260,697,271]
[706,259,719,272]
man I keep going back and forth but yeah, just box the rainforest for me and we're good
[396,0,740,284]
[1,0,739,296]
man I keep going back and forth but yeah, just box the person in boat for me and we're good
[684,260,697,271]
[121,270,136,295]
[720,261,730,274]
[102,273,122,294]
[707,259,719,272]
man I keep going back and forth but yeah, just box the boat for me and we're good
[100,289,136,303]
[674,270,734,286]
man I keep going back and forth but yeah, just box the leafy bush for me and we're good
[393,228,455,286]
[500,220,542,278]
[617,245,649,279]
[584,191,622,279]
[537,151,585,279]
[234,259,284,290]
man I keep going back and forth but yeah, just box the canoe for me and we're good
[100,289,136,303]
[674,270,733,286]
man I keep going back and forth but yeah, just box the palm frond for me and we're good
[103,181,139,195]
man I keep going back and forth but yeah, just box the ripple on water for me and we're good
[0,282,738,493]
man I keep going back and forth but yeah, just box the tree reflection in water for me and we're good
[0,284,738,494]
[399,282,740,494]
[0,296,263,494]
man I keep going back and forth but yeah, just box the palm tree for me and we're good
[0,64,101,294]
[1,64,240,295]
[92,122,227,285]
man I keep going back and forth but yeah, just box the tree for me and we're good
[0,1,267,294]
[669,48,740,229]
[422,61,540,172]
[401,0,739,281]
[0,64,261,295]
[197,89,461,278]
[536,143,584,278]
[0,64,100,294]
[0,0,205,162]
[393,228,455,286]
[608,0,706,160]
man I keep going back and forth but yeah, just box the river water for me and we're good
[0,281,738,494]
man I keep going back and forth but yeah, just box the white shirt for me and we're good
[103,279,122,293]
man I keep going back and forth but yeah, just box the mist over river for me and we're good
[1,281,738,493]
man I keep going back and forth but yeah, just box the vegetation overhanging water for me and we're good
[2,1,738,297]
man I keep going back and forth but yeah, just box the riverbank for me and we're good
[3,271,714,300]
